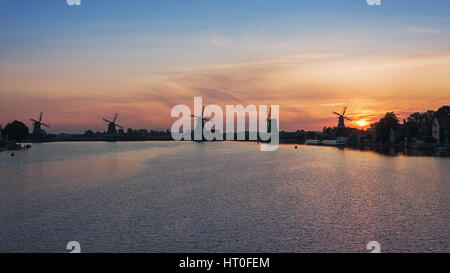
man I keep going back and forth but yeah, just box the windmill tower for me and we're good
[102,113,124,135]
[191,106,211,141]
[333,106,352,128]
[30,112,50,138]
[266,106,278,135]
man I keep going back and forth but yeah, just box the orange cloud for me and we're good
[1,52,449,132]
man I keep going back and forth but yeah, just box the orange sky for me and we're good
[1,2,449,133]
[1,52,449,133]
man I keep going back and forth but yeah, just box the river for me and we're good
[0,141,448,252]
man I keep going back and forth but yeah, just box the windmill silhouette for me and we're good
[267,106,272,133]
[30,112,50,137]
[266,106,278,134]
[191,106,210,141]
[333,106,352,128]
[102,113,124,135]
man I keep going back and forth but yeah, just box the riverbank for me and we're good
[0,142,32,152]
[4,139,448,158]
[302,141,450,157]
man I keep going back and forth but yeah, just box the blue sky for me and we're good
[1,0,449,62]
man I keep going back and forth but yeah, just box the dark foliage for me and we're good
[4,120,29,142]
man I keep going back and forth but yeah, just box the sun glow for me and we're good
[356,120,368,127]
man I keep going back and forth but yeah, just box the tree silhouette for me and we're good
[436,106,450,119]
[4,120,29,142]
[373,112,400,143]
[84,130,94,137]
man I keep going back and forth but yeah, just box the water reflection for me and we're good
[0,142,448,253]
[348,146,450,157]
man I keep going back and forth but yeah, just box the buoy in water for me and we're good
[294,146,298,149]
[11,152,15,157]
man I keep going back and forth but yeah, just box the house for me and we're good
[432,117,450,146]
[389,127,404,144]
[336,127,359,144]
[389,128,395,143]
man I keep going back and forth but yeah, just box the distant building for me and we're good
[107,123,118,135]
[336,127,359,144]
[418,118,432,138]
[389,127,403,143]
[138,129,148,135]
[432,117,450,146]
[0,125,8,148]
[337,115,345,128]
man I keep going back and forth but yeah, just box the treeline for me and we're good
[2,105,449,145]
[371,105,449,144]
[0,120,172,143]
[277,105,450,146]
[0,120,30,142]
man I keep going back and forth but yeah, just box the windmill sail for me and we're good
[333,106,351,128]
[103,113,122,135]
[30,112,50,137]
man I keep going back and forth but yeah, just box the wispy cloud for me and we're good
[2,51,450,132]
[406,26,440,34]
[320,103,347,107]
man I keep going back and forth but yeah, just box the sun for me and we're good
[356,120,368,127]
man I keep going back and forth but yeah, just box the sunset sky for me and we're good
[1,0,449,133]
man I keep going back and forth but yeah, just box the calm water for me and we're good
[0,141,448,253]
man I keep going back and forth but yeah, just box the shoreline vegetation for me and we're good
[1,106,449,156]
[1,136,449,158]
[1,139,448,158]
